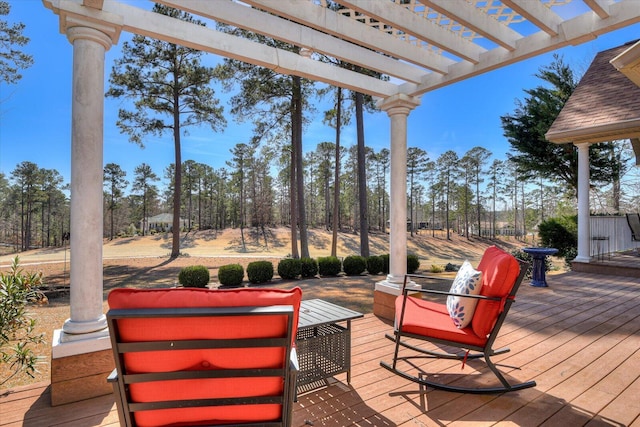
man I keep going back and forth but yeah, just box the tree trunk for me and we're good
[293,76,310,258]
[171,89,182,258]
[289,94,299,259]
[356,92,369,257]
[331,88,342,257]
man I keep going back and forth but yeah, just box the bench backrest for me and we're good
[107,287,302,427]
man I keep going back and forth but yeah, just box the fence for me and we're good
[589,215,637,257]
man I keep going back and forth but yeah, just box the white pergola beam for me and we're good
[584,0,611,19]
[336,0,485,64]
[58,0,401,98]
[502,0,562,36]
[411,0,640,96]
[158,0,427,84]
[82,0,103,9]
[424,0,520,51]
[243,0,455,75]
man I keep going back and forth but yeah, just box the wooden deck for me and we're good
[2,271,639,426]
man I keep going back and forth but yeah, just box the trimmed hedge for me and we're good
[380,254,390,274]
[178,265,210,288]
[343,255,366,276]
[277,258,301,280]
[317,256,342,277]
[407,254,420,274]
[366,255,383,275]
[218,264,244,287]
[247,261,274,284]
[300,257,318,278]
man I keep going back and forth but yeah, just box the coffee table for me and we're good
[296,299,363,390]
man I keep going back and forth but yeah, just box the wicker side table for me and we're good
[296,299,363,391]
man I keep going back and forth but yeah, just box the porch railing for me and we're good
[589,215,636,257]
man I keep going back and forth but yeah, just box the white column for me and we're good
[376,94,420,294]
[575,143,591,263]
[60,26,113,339]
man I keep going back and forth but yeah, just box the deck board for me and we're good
[1,271,639,426]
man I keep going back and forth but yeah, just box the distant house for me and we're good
[140,213,187,234]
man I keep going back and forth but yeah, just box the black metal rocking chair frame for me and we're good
[381,260,536,394]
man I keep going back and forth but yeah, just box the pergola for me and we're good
[41,0,640,404]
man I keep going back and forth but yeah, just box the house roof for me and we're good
[546,40,640,145]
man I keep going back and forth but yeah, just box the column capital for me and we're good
[378,93,421,116]
[43,0,122,47]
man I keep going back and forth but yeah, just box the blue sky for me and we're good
[1,1,639,191]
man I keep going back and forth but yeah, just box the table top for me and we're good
[298,299,364,329]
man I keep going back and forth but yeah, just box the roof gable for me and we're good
[546,40,640,144]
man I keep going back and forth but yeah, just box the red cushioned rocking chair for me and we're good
[107,287,301,427]
[380,246,536,394]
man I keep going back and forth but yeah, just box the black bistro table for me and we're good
[296,299,363,390]
[523,247,558,287]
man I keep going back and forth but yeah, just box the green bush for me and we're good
[380,254,390,274]
[343,255,367,276]
[1,256,46,386]
[444,263,459,272]
[366,255,383,275]
[178,265,210,288]
[218,264,244,287]
[538,216,577,258]
[300,257,318,278]
[247,261,274,284]
[277,258,302,280]
[317,256,342,277]
[429,264,444,273]
[407,254,420,274]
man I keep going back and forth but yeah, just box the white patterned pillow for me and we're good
[446,260,483,328]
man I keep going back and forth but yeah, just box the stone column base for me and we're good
[51,329,113,406]
[374,280,421,321]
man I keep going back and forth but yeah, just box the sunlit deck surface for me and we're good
[2,271,639,427]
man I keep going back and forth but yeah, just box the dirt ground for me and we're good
[0,227,527,389]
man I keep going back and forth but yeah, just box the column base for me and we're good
[373,280,421,321]
[50,329,113,406]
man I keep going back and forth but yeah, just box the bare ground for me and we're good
[0,227,526,389]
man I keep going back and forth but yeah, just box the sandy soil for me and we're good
[0,227,526,389]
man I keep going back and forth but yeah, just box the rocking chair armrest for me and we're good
[404,273,453,283]
[402,287,502,302]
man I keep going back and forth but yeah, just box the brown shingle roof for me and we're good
[546,40,640,144]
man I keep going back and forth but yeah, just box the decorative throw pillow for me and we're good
[446,260,482,328]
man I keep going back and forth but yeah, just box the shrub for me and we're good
[407,254,420,274]
[380,254,390,274]
[366,255,384,275]
[247,261,274,284]
[563,247,578,270]
[317,256,342,277]
[178,265,210,288]
[343,255,367,276]
[429,264,444,273]
[1,256,46,386]
[218,264,244,287]
[444,263,459,272]
[538,216,577,258]
[300,257,318,278]
[277,258,301,280]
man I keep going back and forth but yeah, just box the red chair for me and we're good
[380,246,536,393]
[107,287,301,427]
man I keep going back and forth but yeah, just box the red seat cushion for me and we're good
[472,246,520,338]
[395,296,487,347]
[108,287,302,427]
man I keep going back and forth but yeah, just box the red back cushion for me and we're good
[108,287,302,427]
[472,247,520,338]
